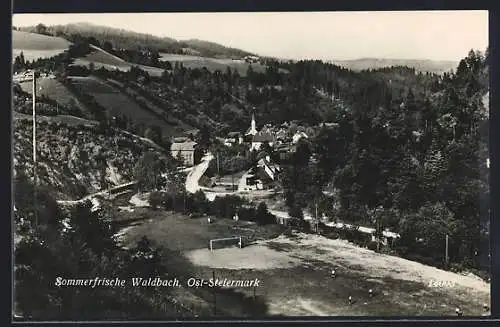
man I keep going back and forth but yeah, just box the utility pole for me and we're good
[315,202,319,234]
[216,153,220,177]
[32,70,38,228]
[445,234,449,268]
[212,270,217,316]
[377,218,380,252]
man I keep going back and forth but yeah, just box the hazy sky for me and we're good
[12,11,488,61]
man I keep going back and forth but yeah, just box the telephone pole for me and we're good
[445,234,449,268]
[212,270,217,316]
[32,70,38,228]
[315,202,319,233]
[377,218,380,252]
[216,153,220,177]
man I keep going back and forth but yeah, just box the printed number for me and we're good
[429,280,454,288]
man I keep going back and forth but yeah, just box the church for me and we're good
[243,112,276,151]
[245,112,258,137]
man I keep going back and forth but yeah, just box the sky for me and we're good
[12,11,488,61]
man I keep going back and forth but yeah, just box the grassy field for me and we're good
[115,206,286,317]
[67,76,184,137]
[12,31,70,61]
[107,78,194,132]
[18,77,87,114]
[74,46,164,77]
[114,200,490,318]
[160,53,269,76]
[117,208,285,252]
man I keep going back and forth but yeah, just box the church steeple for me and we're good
[245,110,258,136]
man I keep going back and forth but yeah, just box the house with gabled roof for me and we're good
[170,141,201,166]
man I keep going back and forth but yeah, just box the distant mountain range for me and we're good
[329,58,458,74]
[16,22,458,73]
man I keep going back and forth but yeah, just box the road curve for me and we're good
[185,153,213,194]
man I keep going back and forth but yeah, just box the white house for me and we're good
[256,156,280,181]
[292,131,308,144]
[224,132,243,146]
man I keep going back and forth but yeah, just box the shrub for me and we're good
[149,191,163,210]
[256,202,276,225]
[237,206,257,222]
[367,241,378,251]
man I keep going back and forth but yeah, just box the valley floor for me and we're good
[116,202,490,317]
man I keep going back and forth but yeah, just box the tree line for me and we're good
[279,50,489,274]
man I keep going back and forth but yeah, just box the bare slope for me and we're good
[12,30,71,61]
[18,77,87,114]
[74,45,165,77]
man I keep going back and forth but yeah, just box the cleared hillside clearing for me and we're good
[12,30,70,50]
[18,77,87,114]
[74,46,164,76]
[160,53,268,75]
[67,76,184,137]
[12,31,71,61]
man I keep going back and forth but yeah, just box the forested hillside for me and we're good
[17,23,255,58]
[280,49,489,271]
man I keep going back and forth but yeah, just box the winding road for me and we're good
[185,152,214,194]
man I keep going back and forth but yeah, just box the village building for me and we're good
[275,129,289,142]
[240,155,280,191]
[256,155,280,182]
[251,133,276,151]
[170,141,201,167]
[276,144,296,162]
[224,132,243,146]
[243,55,260,63]
[292,131,308,144]
[319,122,339,128]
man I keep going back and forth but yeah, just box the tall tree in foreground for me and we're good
[133,151,167,192]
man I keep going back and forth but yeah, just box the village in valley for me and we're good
[12,12,490,320]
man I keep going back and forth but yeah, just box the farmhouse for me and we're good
[170,141,201,167]
[243,55,260,63]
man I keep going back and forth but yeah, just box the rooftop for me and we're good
[253,133,276,143]
[171,141,198,151]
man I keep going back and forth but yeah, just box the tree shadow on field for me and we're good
[266,242,296,253]
[158,245,270,317]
